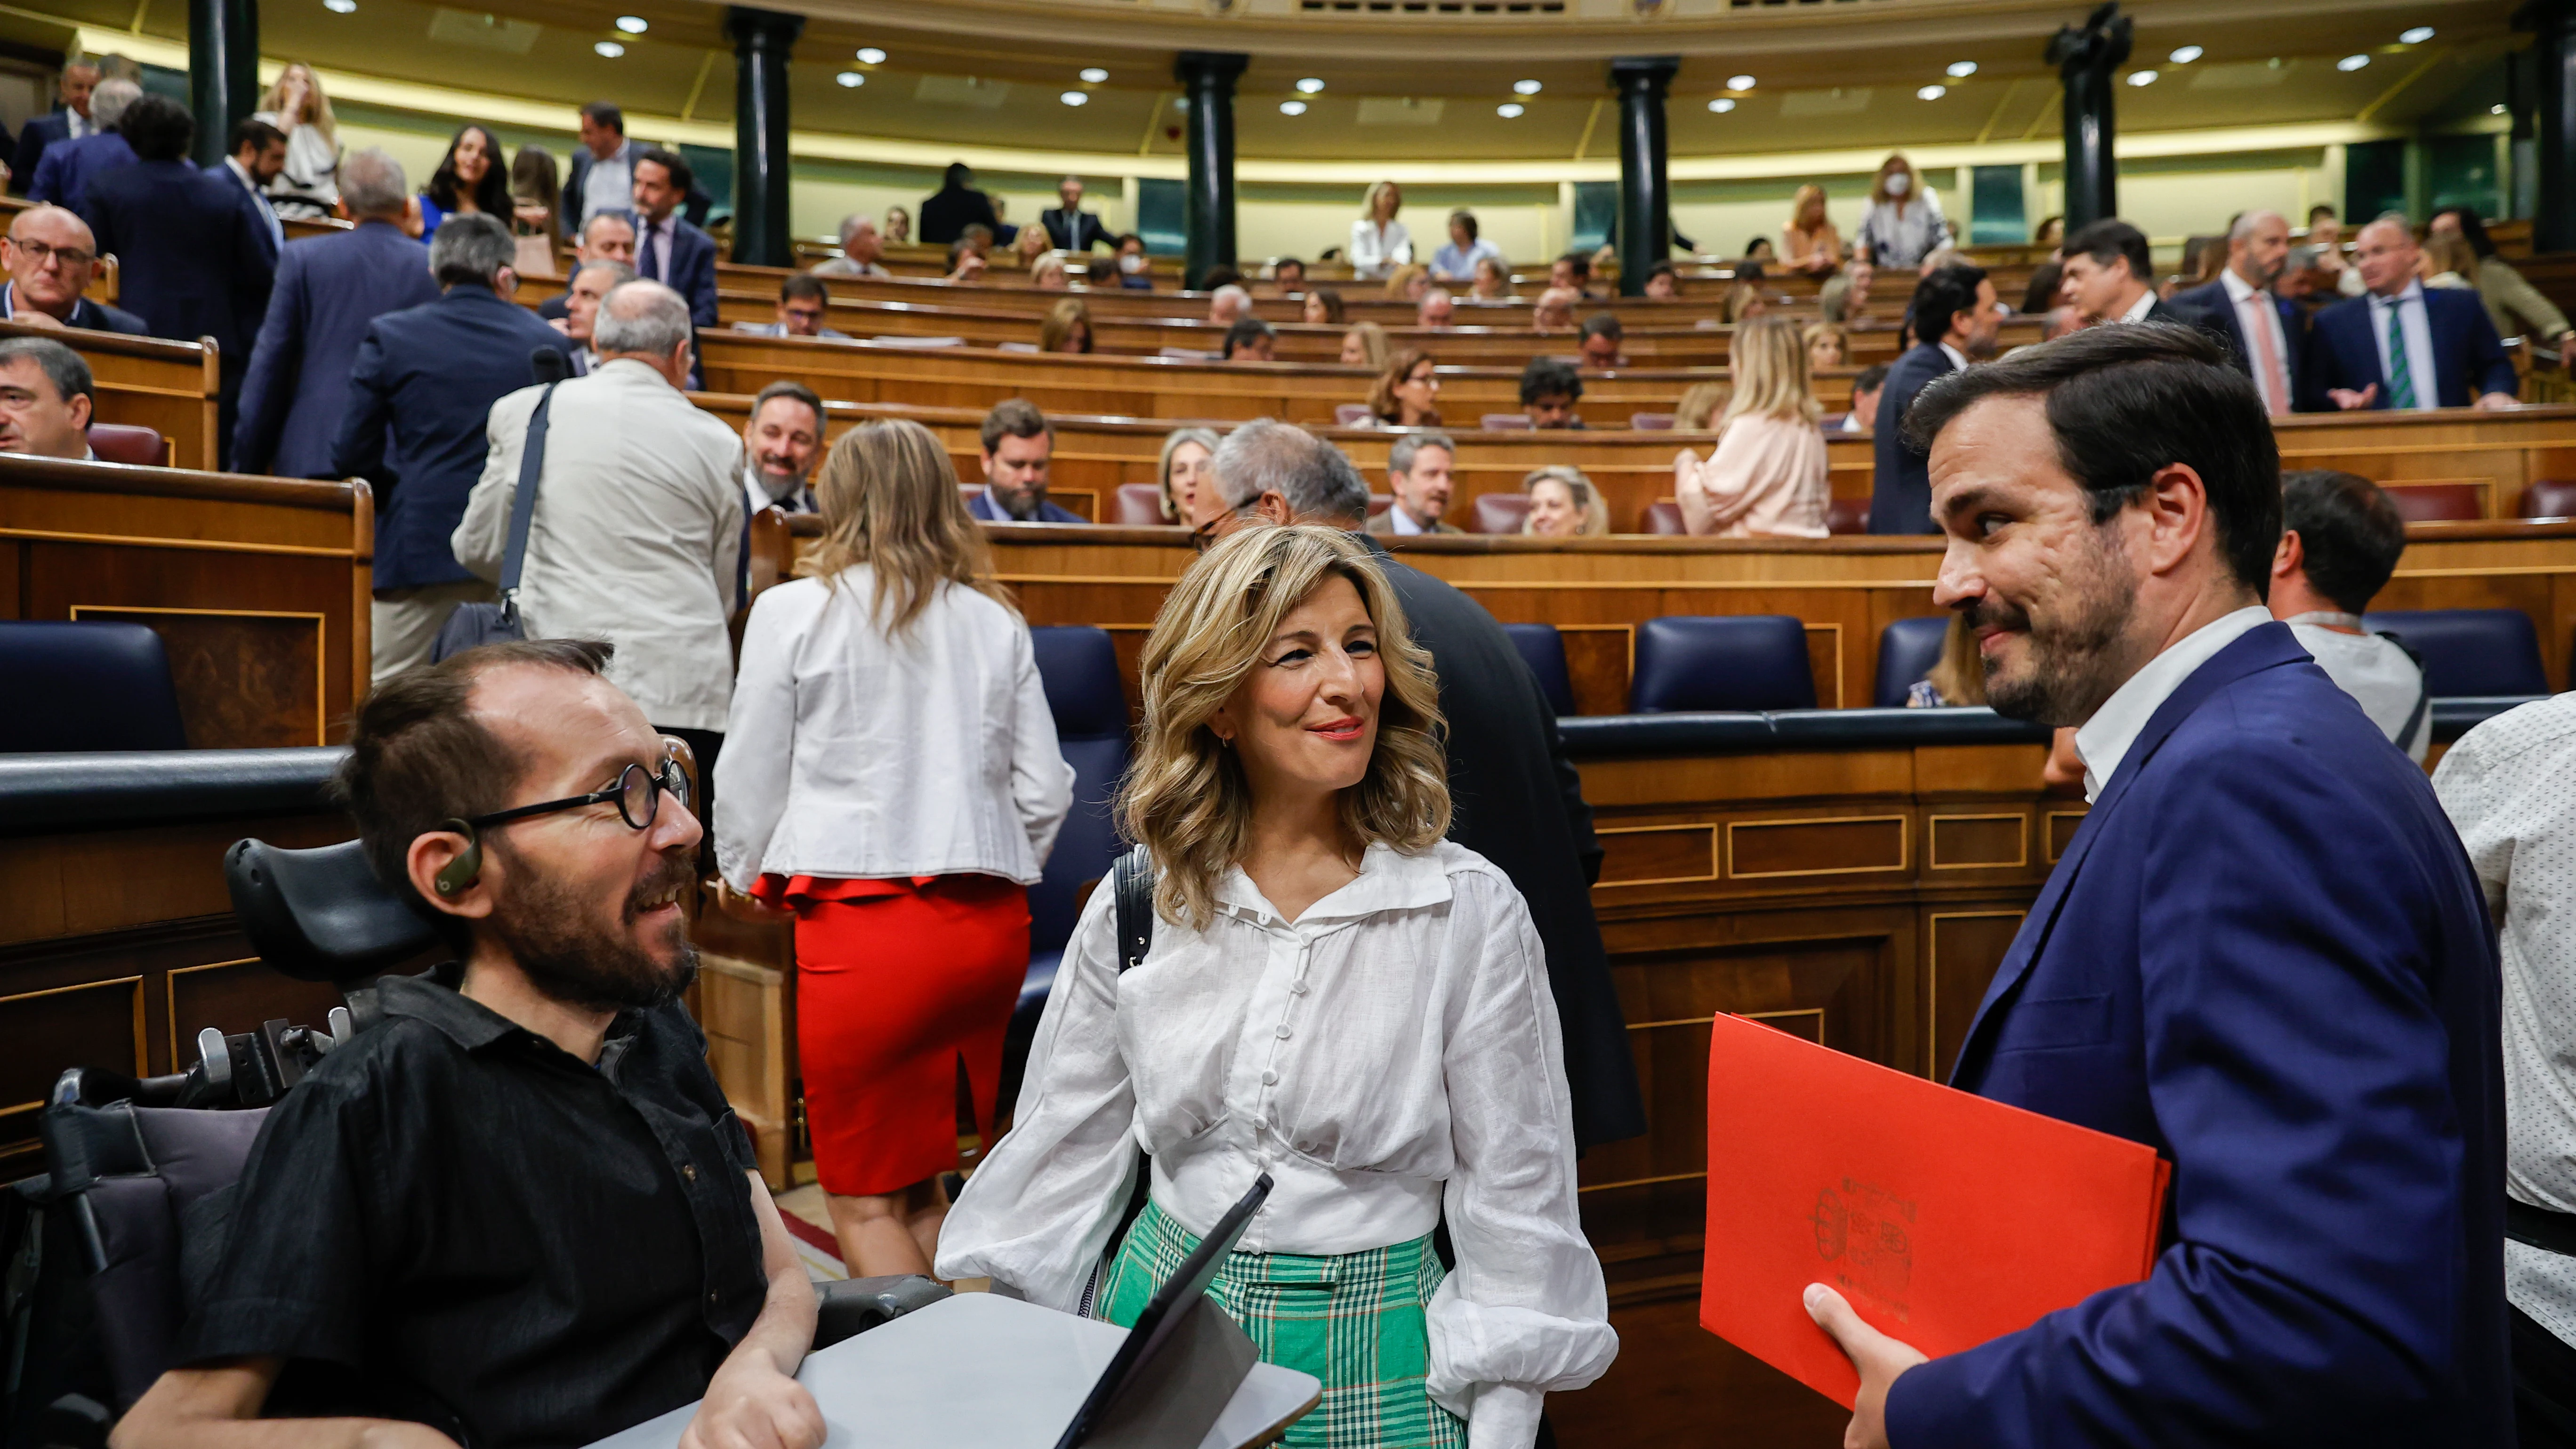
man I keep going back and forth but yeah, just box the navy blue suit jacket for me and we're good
[28,131,132,210]
[1885,623,2506,1447]
[80,159,276,362]
[332,284,571,590]
[9,110,69,197]
[1867,343,1957,535]
[964,488,1084,524]
[2168,278,2305,400]
[628,210,718,329]
[2,284,145,337]
[2302,286,2516,410]
[233,220,440,478]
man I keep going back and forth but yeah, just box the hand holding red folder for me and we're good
[1698,1013,2171,1415]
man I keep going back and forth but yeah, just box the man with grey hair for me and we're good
[537,211,638,323]
[456,279,745,792]
[2307,212,2516,412]
[552,258,635,374]
[1205,418,1646,1153]
[0,335,99,459]
[26,76,136,209]
[336,210,570,683]
[1417,288,1455,330]
[1368,430,1459,535]
[811,214,887,277]
[1207,283,1252,327]
[2173,209,2298,416]
[236,147,440,476]
[1040,174,1111,252]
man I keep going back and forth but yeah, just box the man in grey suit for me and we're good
[234,150,440,477]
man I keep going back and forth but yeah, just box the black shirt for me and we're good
[178,966,766,1449]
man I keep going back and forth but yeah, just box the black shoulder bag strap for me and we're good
[1076,845,1156,1319]
[499,383,561,609]
[2378,630,2433,759]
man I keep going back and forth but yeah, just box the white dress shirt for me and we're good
[2367,281,2441,412]
[2221,267,2293,416]
[1936,340,1969,372]
[742,464,813,517]
[2072,605,2272,801]
[1348,219,1413,280]
[222,155,285,252]
[938,840,1616,1449]
[65,107,89,140]
[2116,288,2158,324]
[2286,618,2429,763]
[2433,694,2576,1350]
[715,567,1072,890]
[452,359,745,730]
[1387,502,1427,535]
[580,139,631,226]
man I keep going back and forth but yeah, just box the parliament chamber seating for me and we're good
[0,621,187,752]
[1335,403,1373,425]
[2520,479,2576,518]
[2363,608,2552,698]
[1629,413,1674,430]
[1111,483,1168,525]
[85,425,169,468]
[1826,497,1872,534]
[2383,483,2489,523]
[1481,412,1531,429]
[1472,493,1531,534]
[1628,615,1818,713]
[1643,501,1686,534]
[1502,622,1577,716]
[1873,615,1954,708]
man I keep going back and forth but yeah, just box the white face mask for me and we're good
[1884,173,1912,198]
[1119,253,1146,274]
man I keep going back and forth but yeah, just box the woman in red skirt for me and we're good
[715,417,1073,1277]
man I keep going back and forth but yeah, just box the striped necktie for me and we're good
[2383,299,2417,410]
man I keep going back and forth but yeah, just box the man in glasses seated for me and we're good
[0,204,145,335]
[115,638,826,1449]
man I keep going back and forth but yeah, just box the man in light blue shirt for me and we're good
[564,101,634,231]
[1431,208,1503,282]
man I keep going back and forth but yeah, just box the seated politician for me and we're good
[113,639,825,1449]
[0,335,103,460]
[1,203,145,334]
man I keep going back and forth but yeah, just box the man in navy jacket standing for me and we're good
[2305,214,2516,412]
[9,59,97,196]
[1868,265,1998,533]
[1810,325,2505,1448]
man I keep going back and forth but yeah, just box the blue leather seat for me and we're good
[1005,626,1133,1114]
[2362,609,2549,698]
[1874,615,1953,708]
[1502,623,1576,716]
[0,622,186,752]
[1628,615,1816,713]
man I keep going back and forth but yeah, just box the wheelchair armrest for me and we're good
[812,1274,952,1350]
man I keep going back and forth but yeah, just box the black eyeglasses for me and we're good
[9,238,95,269]
[464,759,692,834]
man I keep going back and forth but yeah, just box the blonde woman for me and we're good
[1368,348,1441,427]
[1674,381,1728,431]
[1385,262,1431,301]
[1350,179,1411,280]
[1803,321,1847,373]
[1012,223,1054,272]
[1156,425,1221,524]
[1031,254,1069,290]
[1471,256,1510,300]
[1780,184,1840,276]
[1906,613,1988,707]
[939,523,1614,1449]
[1523,466,1609,537]
[1673,315,1828,539]
[1340,320,1389,371]
[254,61,340,216]
[718,417,1074,1280]
[1723,278,1767,323]
[1854,153,1946,270]
[1040,297,1093,354]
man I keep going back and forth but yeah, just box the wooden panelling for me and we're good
[72,606,326,748]
[0,975,144,1113]
[0,317,219,471]
[699,950,793,1185]
[2045,809,2087,861]
[1927,813,2027,871]
[1925,910,2027,1084]
[165,958,348,1065]
[1597,824,1719,886]
[1728,816,1908,879]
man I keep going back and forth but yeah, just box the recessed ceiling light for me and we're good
[1296,77,1325,93]
[2125,69,2157,86]
[614,15,646,32]
[1707,97,1735,113]
[1059,90,1088,105]
[1497,102,1525,117]
[855,46,886,64]
[836,71,863,87]
[322,0,355,12]
[2337,53,2371,71]
[1513,79,1542,94]
[2494,103,2509,114]
[1917,84,1947,99]
[2399,25,2433,43]
[1280,99,1307,115]
[594,40,624,57]
[1726,74,1755,91]
[1080,67,1109,83]
[1946,61,1977,78]
[2168,45,2203,63]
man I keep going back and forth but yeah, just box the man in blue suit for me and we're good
[1869,264,1998,534]
[233,148,439,478]
[0,204,144,335]
[9,59,97,197]
[624,145,716,330]
[26,77,136,211]
[333,212,571,685]
[80,94,276,471]
[2171,209,2302,417]
[966,399,1085,523]
[2305,214,2516,412]
[1808,324,2506,1447]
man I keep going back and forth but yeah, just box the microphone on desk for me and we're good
[531,346,570,385]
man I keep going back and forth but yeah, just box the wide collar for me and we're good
[2073,605,2272,801]
[1213,841,1453,932]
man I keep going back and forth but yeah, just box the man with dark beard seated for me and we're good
[113,639,825,1449]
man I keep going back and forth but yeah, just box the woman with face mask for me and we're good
[1854,153,1948,271]
[1113,233,1153,290]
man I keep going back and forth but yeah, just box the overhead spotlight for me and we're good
[2125,69,2157,86]
[1497,102,1525,117]
[1280,99,1307,115]
[835,70,864,87]
[1060,90,1089,105]
[2167,44,2202,63]
[322,0,355,12]
[2336,53,2370,71]
[855,46,886,64]
[1297,77,1325,93]
[1917,84,1946,99]
[1946,61,1977,78]
[1726,74,1755,91]
[1080,67,1109,82]
[614,15,646,32]
[2493,103,2508,114]
[2399,25,2433,43]
[1513,78,1542,94]
[594,40,624,56]
[1707,97,1735,112]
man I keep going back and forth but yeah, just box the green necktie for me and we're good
[2383,300,2418,410]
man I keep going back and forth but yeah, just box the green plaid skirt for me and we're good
[1097,1199,1467,1449]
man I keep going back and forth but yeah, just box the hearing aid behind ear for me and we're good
[432,818,482,897]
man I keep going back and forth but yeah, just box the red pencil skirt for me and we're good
[756,873,1030,1198]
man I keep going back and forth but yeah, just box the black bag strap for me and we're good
[499,383,560,598]
[1111,844,1153,975]
[2377,630,2433,757]
[2510,1199,2576,1257]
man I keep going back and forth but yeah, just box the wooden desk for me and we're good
[0,318,220,471]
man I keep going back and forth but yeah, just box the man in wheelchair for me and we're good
[113,639,826,1449]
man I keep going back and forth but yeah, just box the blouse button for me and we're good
[1275,1024,1293,1039]
[1261,1069,1278,1085]
[1290,981,1309,995]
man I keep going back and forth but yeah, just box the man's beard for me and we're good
[1973,526,2139,727]
[994,484,1039,521]
[484,839,698,1013]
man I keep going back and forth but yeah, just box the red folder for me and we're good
[1698,1013,2170,1408]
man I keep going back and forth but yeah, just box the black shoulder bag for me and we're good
[432,382,559,662]
[1075,845,1157,1318]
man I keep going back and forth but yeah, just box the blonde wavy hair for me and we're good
[797,418,1014,634]
[1721,315,1822,426]
[1118,523,1450,930]
[258,62,336,141]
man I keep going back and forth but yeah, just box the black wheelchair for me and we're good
[5,837,945,1449]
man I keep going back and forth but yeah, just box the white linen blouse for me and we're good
[1854,188,1948,269]
[938,839,1615,1449]
[713,567,1073,890]
[1349,218,1414,280]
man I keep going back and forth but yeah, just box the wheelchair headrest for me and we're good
[225,837,440,983]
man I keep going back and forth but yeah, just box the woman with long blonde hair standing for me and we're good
[942,523,1613,1449]
[253,61,340,216]
[717,417,1074,1278]
[1674,315,1829,538]
[1350,179,1412,280]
